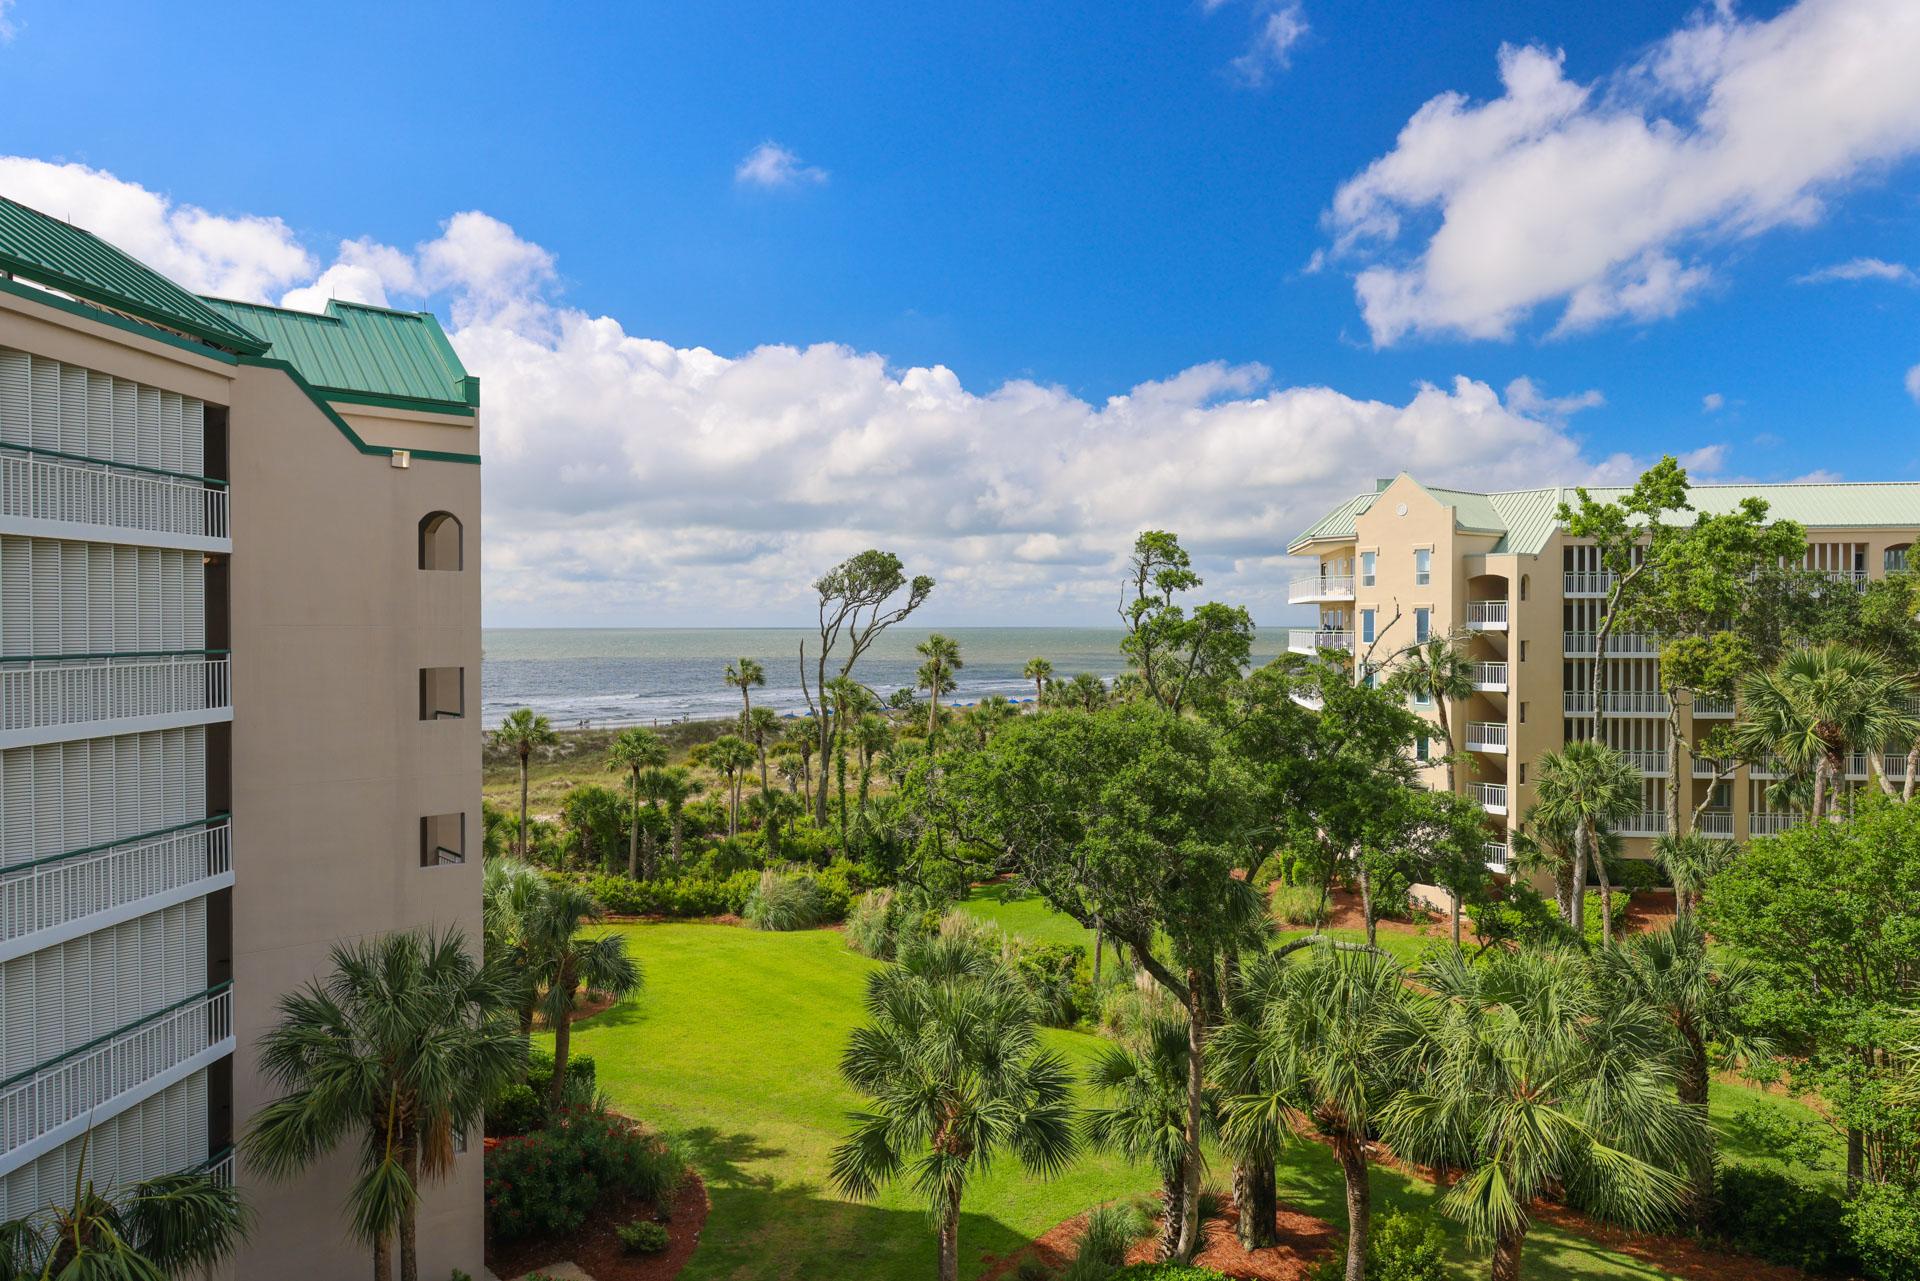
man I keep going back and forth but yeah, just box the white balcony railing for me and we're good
[1885,753,1914,782]
[1750,813,1804,836]
[197,1146,235,1190]
[1562,630,1659,657]
[1466,600,1508,631]
[1697,811,1734,838]
[1307,630,1355,654]
[0,817,231,954]
[1692,757,1734,779]
[1466,722,1507,752]
[1472,662,1508,691]
[0,653,230,738]
[1483,841,1509,873]
[1563,689,1670,717]
[1564,571,1615,597]
[1621,749,1669,777]
[1691,695,1735,718]
[0,985,232,1159]
[0,448,229,545]
[1287,574,1355,603]
[1618,811,1667,836]
[1472,782,1508,814]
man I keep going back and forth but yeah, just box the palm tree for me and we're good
[1594,919,1770,1220]
[853,713,892,816]
[1059,672,1108,712]
[707,734,756,837]
[1651,831,1735,920]
[640,766,700,865]
[492,708,559,858]
[1083,1013,1207,1261]
[246,928,522,1281]
[522,883,642,1107]
[785,717,818,795]
[1382,947,1705,1281]
[1735,643,1919,821]
[607,727,668,878]
[745,786,804,859]
[0,1138,248,1279]
[1023,656,1053,704]
[724,656,766,719]
[962,695,1015,746]
[1532,740,1643,943]
[830,933,1076,1281]
[1386,629,1476,789]
[742,705,784,793]
[915,634,963,741]
[1214,946,1412,1281]
[481,856,546,1034]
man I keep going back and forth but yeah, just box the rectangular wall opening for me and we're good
[419,666,465,720]
[421,812,466,866]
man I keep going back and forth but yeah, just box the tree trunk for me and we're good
[627,777,640,878]
[518,751,531,858]
[1664,708,1684,838]
[373,1232,393,1281]
[1233,1148,1277,1250]
[758,746,769,793]
[1176,982,1206,1261]
[1436,700,1454,792]
[1158,1172,1186,1261]
[937,1186,961,1281]
[1334,1134,1371,1281]
[1357,863,1377,947]
[671,813,684,863]
[1811,756,1830,822]
[1092,916,1104,987]
[1847,1126,1864,1194]
[1593,822,1615,947]
[1450,894,1463,949]
[1569,821,1588,932]
[1491,1224,1527,1281]
[398,1132,420,1281]
[1679,1022,1714,1221]
[837,743,849,852]
[1904,741,1919,803]
[549,965,575,1108]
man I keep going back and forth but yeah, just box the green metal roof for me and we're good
[0,197,269,355]
[1290,477,1920,556]
[199,297,478,412]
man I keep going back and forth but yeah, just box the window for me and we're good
[1359,551,1376,587]
[1519,763,1528,784]
[1414,548,1432,586]
[1518,640,1528,662]
[1415,607,1431,643]
[1360,609,1375,644]
[1519,574,1529,601]
[419,512,463,571]
[1519,701,1528,724]
[420,667,465,720]
[421,812,465,866]
[1415,737,1429,762]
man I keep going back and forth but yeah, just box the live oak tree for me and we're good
[1118,530,1254,717]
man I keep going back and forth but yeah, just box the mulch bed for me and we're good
[980,1198,1337,1281]
[485,1166,709,1281]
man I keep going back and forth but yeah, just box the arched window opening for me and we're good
[1519,574,1529,602]
[419,511,463,571]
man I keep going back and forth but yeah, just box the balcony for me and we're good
[1564,571,1615,597]
[1691,695,1735,718]
[1691,757,1734,779]
[1483,841,1509,874]
[0,653,231,749]
[1620,749,1669,777]
[1562,630,1659,658]
[1465,600,1508,631]
[0,448,230,552]
[1471,662,1508,692]
[1287,574,1355,604]
[1562,690,1670,717]
[1750,812,1803,836]
[1472,782,1508,815]
[1466,722,1508,753]
[1618,811,1668,837]
[1289,630,1355,655]
[0,816,232,964]
[1697,811,1734,838]
[0,985,233,1174]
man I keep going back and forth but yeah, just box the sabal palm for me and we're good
[492,708,558,858]
[1083,1013,1211,1261]
[1381,947,1705,1281]
[707,734,756,837]
[1532,740,1643,943]
[0,1139,248,1281]
[743,705,784,793]
[1387,629,1475,789]
[246,929,522,1281]
[1061,672,1108,712]
[915,634,963,741]
[1022,656,1052,704]
[481,857,546,1033]
[854,713,892,814]
[830,934,1076,1281]
[1734,643,1919,820]
[1651,832,1735,920]
[1593,919,1770,1219]
[607,727,668,878]
[724,656,766,718]
[523,882,642,1107]
[640,766,698,866]
[1213,946,1412,1281]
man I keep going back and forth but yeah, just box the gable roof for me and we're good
[0,197,270,355]
[1290,476,1920,556]
[199,297,478,412]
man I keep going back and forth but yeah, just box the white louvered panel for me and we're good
[137,548,160,651]
[91,920,117,1042]
[181,398,204,477]
[0,350,29,449]
[59,542,86,658]
[0,747,30,864]
[158,393,184,476]
[31,746,59,860]
[89,736,117,848]
[134,385,160,470]
[0,1076,210,1220]
[57,365,86,457]
[113,544,137,653]
[139,727,164,832]
[185,727,205,820]
[58,741,87,854]
[111,377,137,468]
[184,556,203,650]
[160,551,181,651]
[27,356,58,451]
[0,538,26,654]
[86,371,113,461]
[30,540,57,654]
[86,544,113,654]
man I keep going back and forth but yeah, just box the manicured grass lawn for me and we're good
[1708,1078,1846,1189]
[548,920,1690,1280]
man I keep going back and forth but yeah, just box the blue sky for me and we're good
[1,0,1917,625]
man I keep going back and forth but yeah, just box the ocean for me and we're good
[480,627,1285,728]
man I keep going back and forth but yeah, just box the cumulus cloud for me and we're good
[1702,392,1724,412]
[1795,256,1917,285]
[0,1,18,41]
[1327,0,1920,345]
[1229,3,1309,87]
[1,155,1653,623]
[734,142,828,189]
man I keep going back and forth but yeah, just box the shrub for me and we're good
[1846,1182,1920,1281]
[1074,1202,1144,1272]
[1604,855,1667,891]
[1366,1209,1448,1281]
[526,1048,596,1091]
[1579,888,1633,948]
[1111,1266,1228,1280]
[1012,941,1092,1028]
[1016,1260,1054,1281]
[845,887,933,960]
[485,1103,683,1245]
[582,870,759,918]
[1468,882,1569,949]
[744,868,836,931]
[1724,1103,1836,1174]
[1270,883,1329,927]
[618,1219,671,1255]
[1704,1165,1856,1274]
[486,1082,544,1137]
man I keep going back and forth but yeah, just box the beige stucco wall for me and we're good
[225,365,483,1278]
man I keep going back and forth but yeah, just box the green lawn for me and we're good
[546,920,1693,1281]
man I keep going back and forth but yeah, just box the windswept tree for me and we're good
[492,708,558,858]
[1532,740,1643,943]
[1118,531,1253,716]
[1023,656,1052,704]
[246,929,523,1281]
[607,727,668,878]
[1734,643,1919,821]
[725,656,766,719]
[830,933,1076,1281]
[802,550,934,823]
[915,633,963,742]
[521,883,642,1107]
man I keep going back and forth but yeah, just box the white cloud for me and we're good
[1795,256,1917,285]
[1,154,1648,624]
[733,142,828,189]
[1328,0,1920,345]
[1677,443,1729,475]
[1702,392,1725,412]
[1905,362,1920,406]
[1230,3,1309,87]
[0,1,18,41]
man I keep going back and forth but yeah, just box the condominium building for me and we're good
[0,197,483,1275]
[1288,473,1919,872]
